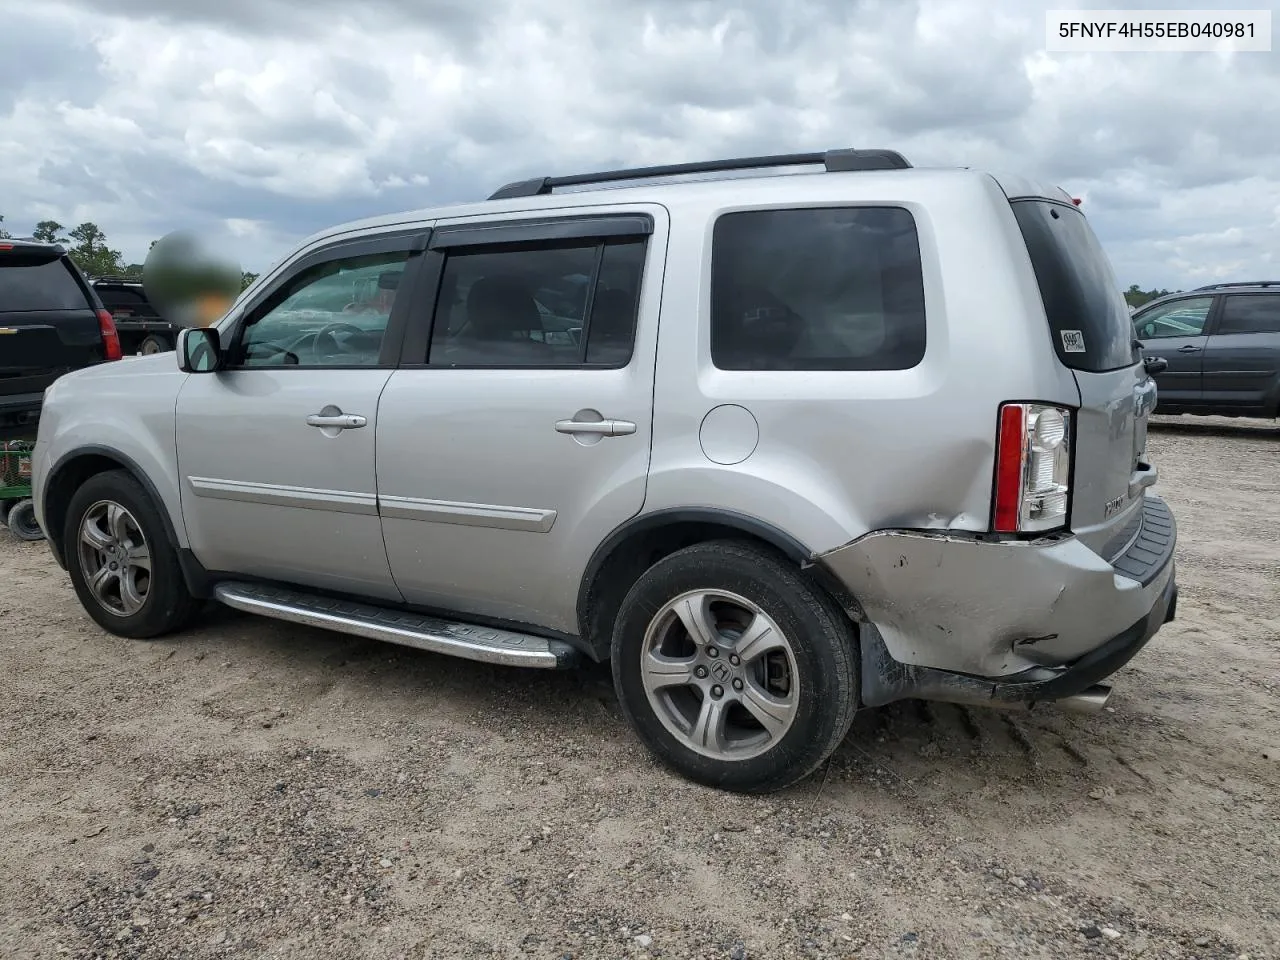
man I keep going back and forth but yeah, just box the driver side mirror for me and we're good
[177,327,223,373]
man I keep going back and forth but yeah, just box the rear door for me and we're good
[1009,199,1153,559]
[1,245,106,434]
[1131,295,1216,407]
[1200,293,1280,414]
[375,209,663,634]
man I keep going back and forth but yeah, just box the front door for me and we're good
[375,208,665,633]
[175,231,427,601]
[1133,295,1215,409]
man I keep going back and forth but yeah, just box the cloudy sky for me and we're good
[1,0,1276,288]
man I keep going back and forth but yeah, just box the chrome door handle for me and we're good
[306,413,367,429]
[1177,344,1200,353]
[555,419,637,437]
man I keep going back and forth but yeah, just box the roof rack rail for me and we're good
[487,147,911,201]
[1192,280,1280,291]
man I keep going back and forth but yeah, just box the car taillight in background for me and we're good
[97,309,123,361]
[993,402,1072,534]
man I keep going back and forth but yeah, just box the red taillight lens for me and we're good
[993,402,1072,534]
[993,404,1027,532]
[97,309,123,361]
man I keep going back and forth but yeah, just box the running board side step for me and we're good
[213,582,580,669]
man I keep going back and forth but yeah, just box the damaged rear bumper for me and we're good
[818,494,1177,698]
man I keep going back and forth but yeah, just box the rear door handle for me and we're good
[555,419,637,437]
[1178,344,1201,353]
[306,413,367,429]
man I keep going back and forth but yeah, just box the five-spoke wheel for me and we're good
[76,500,152,617]
[613,540,859,793]
[64,470,199,638]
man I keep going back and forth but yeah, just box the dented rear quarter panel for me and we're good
[642,169,1080,554]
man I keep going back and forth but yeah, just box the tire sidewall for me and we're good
[6,500,44,541]
[612,543,855,792]
[63,471,190,638]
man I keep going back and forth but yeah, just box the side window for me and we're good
[710,206,926,371]
[428,238,645,368]
[233,250,411,367]
[1133,297,1212,340]
[1216,295,1280,336]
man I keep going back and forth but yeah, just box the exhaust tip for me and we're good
[1056,683,1113,714]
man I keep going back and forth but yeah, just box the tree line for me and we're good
[1,214,258,291]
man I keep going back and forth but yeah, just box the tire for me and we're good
[5,499,45,541]
[138,335,170,356]
[0,500,13,526]
[63,470,199,638]
[611,539,859,793]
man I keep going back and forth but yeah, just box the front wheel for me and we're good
[63,470,199,638]
[611,540,859,793]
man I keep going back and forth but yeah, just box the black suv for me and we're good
[88,276,181,355]
[1133,281,1280,419]
[0,239,122,440]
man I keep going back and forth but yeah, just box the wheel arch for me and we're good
[43,446,183,572]
[576,507,862,661]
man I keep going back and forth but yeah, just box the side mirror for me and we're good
[177,327,223,373]
[1143,355,1168,376]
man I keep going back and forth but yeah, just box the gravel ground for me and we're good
[1,414,1277,960]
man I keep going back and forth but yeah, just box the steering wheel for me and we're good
[311,321,369,357]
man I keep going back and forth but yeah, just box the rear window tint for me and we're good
[0,256,90,312]
[1011,200,1137,373]
[96,286,158,315]
[710,206,927,371]
[1217,294,1280,335]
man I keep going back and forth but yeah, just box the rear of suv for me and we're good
[30,148,1177,793]
[1,239,122,440]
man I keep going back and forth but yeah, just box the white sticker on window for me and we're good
[1060,329,1087,353]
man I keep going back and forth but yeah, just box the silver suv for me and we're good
[30,148,1178,793]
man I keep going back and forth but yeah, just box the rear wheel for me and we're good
[138,335,170,355]
[5,499,44,541]
[611,540,859,793]
[63,470,199,638]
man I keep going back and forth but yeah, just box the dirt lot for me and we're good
[1,416,1277,960]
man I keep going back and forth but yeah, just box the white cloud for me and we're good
[0,0,1276,287]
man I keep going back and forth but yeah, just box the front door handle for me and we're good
[555,418,637,437]
[306,413,367,429]
[1178,344,1201,353]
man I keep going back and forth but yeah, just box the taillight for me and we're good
[97,309,123,361]
[993,402,1072,534]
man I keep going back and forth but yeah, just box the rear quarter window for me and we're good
[0,256,91,312]
[710,206,927,371]
[1010,200,1137,373]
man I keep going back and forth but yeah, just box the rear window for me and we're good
[1218,294,1280,335]
[0,255,91,312]
[96,285,159,316]
[710,206,927,371]
[1011,200,1137,373]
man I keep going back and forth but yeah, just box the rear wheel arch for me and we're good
[576,508,860,660]
[44,447,182,569]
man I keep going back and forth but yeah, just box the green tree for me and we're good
[33,220,68,245]
[1124,284,1180,309]
[241,271,259,291]
[67,221,124,277]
